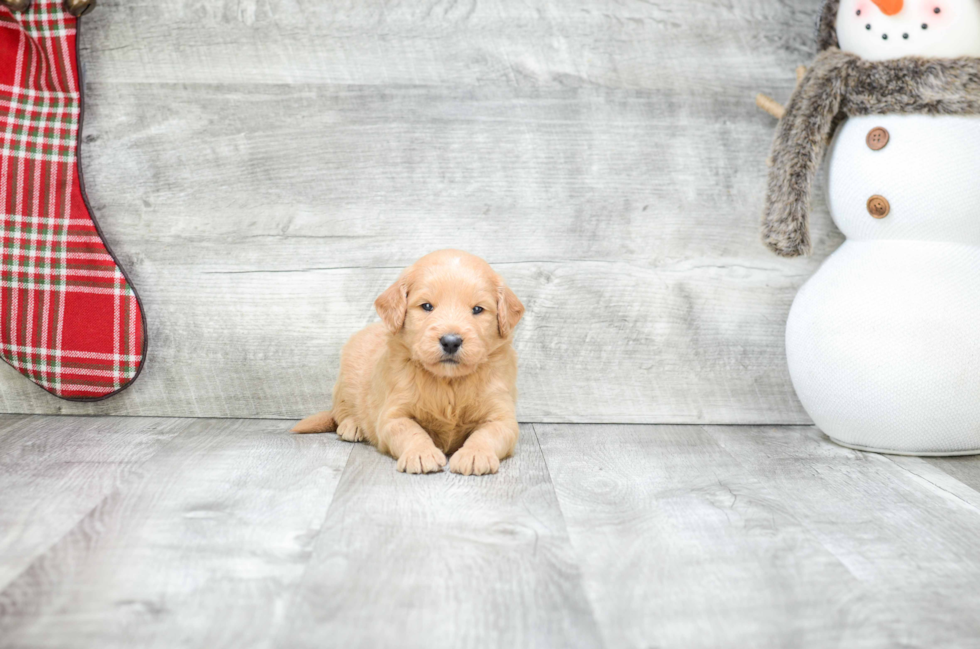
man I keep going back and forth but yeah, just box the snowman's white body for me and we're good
[786,114,980,454]
[782,0,980,454]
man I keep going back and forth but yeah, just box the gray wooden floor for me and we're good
[2,416,980,648]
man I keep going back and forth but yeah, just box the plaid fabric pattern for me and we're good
[0,1,145,400]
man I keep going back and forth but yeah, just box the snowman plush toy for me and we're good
[762,0,980,454]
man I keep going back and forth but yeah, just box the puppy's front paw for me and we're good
[397,445,447,474]
[336,419,365,442]
[449,446,500,476]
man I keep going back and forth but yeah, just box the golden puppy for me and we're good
[292,250,524,475]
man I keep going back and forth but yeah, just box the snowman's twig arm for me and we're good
[755,94,785,119]
[755,66,808,120]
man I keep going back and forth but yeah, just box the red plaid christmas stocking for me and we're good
[0,1,146,400]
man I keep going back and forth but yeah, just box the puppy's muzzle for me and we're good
[439,334,463,360]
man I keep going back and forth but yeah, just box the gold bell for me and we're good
[1,0,32,14]
[63,0,95,17]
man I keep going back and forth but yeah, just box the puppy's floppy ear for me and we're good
[375,277,409,333]
[496,281,524,338]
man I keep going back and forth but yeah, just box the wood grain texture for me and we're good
[0,418,351,649]
[922,455,980,493]
[5,419,980,647]
[703,425,980,648]
[535,423,866,649]
[884,455,980,513]
[537,423,980,649]
[275,424,602,649]
[0,0,836,421]
[0,415,185,591]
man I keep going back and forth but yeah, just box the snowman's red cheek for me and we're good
[853,1,872,17]
[918,0,950,26]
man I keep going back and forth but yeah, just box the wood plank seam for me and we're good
[266,435,357,633]
[883,455,980,516]
[0,418,355,646]
[698,424,875,585]
[0,416,191,593]
[528,423,607,648]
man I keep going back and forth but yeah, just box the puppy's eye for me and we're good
[420,303,434,312]
[472,306,484,315]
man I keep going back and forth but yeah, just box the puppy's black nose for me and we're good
[440,334,463,355]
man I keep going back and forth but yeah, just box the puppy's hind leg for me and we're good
[336,418,366,442]
[291,411,338,434]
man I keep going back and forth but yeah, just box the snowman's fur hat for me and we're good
[761,1,980,257]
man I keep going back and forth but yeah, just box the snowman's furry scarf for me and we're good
[762,49,980,257]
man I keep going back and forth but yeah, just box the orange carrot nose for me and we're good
[871,0,904,15]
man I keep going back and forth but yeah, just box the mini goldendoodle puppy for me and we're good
[292,249,525,475]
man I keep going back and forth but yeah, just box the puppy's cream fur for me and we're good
[292,250,524,475]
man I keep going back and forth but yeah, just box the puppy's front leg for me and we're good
[450,420,519,476]
[380,417,447,474]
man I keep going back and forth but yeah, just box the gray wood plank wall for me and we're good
[0,0,840,421]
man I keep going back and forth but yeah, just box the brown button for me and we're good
[866,127,889,151]
[867,195,890,218]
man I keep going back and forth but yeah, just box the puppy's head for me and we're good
[375,250,524,378]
